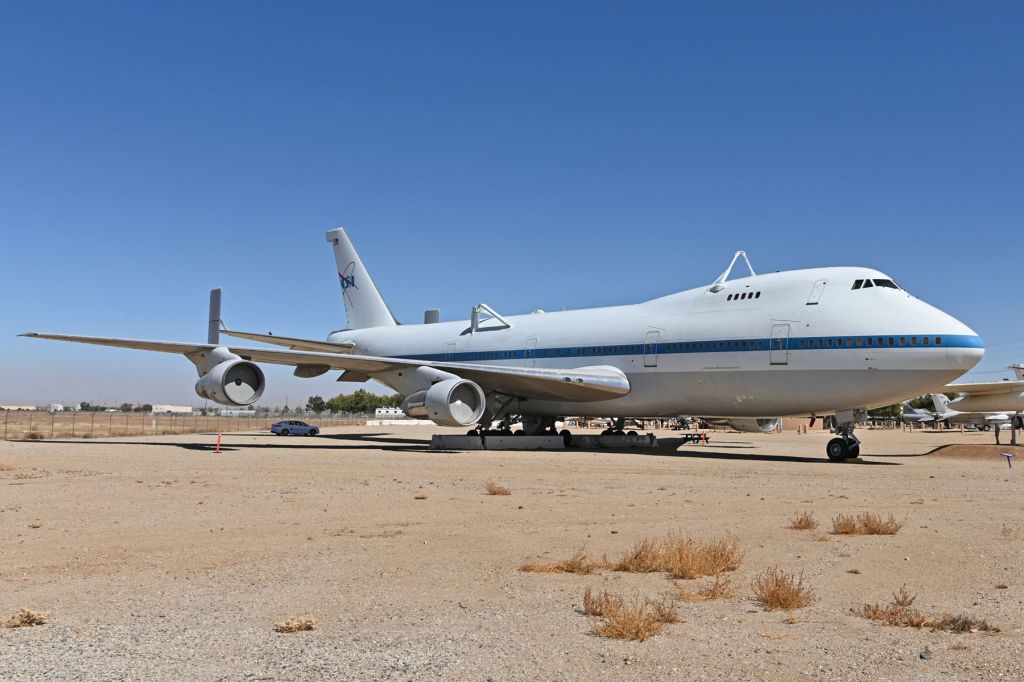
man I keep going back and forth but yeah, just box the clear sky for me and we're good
[1,2,1021,406]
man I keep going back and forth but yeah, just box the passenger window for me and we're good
[923,337,929,346]
[755,291,761,298]
[888,337,894,346]
[911,337,918,346]
[935,337,942,345]
[856,338,864,347]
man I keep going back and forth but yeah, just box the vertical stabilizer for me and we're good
[325,228,398,329]
[930,393,951,414]
[1011,363,1024,381]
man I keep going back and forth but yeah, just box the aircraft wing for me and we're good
[219,328,356,354]
[943,380,1024,396]
[20,333,630,402]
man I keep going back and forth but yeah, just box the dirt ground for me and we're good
[1,426,1021,680]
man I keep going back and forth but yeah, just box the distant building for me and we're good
[219,409,256,417]
[0,405,35,411]
[48,403,64,412]
[151,404,194,414]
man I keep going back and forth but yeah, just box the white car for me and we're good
[270,420,319,436]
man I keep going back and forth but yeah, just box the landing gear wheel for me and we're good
[560,429,572,446]
[847,442,860,458]
[826,437,849,462]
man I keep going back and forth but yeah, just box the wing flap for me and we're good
[220,328,356,354]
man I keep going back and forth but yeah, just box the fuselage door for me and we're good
[525,337,539,367]
[770,324,790,365]
[644,330,660,368]
[807,279,827,305]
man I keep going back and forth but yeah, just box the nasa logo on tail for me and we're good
[339,261,358,306]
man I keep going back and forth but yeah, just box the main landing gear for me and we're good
[826,411,862,462]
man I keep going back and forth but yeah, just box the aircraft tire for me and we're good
[848,443,860,458]
[826,437,849,462]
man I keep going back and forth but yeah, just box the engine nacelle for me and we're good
[727,418,780,433]
[402,378,485,426]
[195,359,265,406]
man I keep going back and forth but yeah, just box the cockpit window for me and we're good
[852,279,863,290]
[862,279,873,288]
[873,279,900,289]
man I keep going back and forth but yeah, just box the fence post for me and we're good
[91,412,95,437]
[72,412,76,438]
[50,412,55,438]
[29,411,33,436]
[3,411,7,440]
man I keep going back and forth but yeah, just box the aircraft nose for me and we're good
[935,309,984,371]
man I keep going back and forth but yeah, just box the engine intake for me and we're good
[195,359,265,406]
[402,378,485,426]
[727,418,780,433]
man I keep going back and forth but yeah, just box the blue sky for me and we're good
[1,2,1021,406]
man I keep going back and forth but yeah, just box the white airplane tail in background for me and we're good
[1012,363,1024,381]
[325,227,398,330]
[930,393,952,414]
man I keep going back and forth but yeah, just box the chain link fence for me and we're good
[1,411,369,441]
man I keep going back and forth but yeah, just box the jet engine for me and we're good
[195,359,265,406]
[402,378,486,426]
[727,418,780,433]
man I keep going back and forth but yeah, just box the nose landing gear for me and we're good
[826,411,863,462]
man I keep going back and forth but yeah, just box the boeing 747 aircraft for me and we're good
[22,228,984,461]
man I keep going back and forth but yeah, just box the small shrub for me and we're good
[612,538,663,573]
[484,481,511,496]
[582,587,623,616]
[274,617,317,633]
[676,576,735,602]
[858,513,902,535]
[751,567,816,611]
[853,586,999,633]
[521,549,599,575]
[3,609,47,628]
[24,432,45,441]
[831,514,860,535]
[831,512,902,535]
[0,461,15,472]
[590,595,681,641]
[666,534,743,579]
[788,511,818,530]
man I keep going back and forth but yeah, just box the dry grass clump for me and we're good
[831,512,902,535]
[675,576,735,602]
[483,480,511,496]
[273,617,317,633]
[611,533,743,579]
[853,586,999,633]
[3,609,47,628]
[587,592,681,641]
[788,511,818,530]
[24,432,45,441]
[0,460,15,472]
[521,549,600,575]
[751,567,816,611]
[582,587,623,616]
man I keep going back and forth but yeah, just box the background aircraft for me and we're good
[23,228,984,461]
[932,365,1024,429]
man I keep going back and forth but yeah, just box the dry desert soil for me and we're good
[1,426,1021,680]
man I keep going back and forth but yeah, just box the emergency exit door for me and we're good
[770,324,790,365]
[644,330,660,367]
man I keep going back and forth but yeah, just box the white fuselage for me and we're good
[329,267,983,418]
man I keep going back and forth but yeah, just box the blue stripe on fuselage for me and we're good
[395,334,983,363]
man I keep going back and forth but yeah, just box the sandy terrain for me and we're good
[1,426,1021,680]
